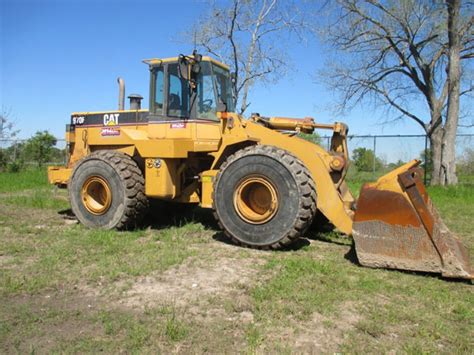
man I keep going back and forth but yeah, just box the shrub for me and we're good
[7,161,23,173]
[352,147,383,172]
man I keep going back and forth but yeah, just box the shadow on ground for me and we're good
[144,200,219,230]
[59,202,354,253]
[212,231,311,251]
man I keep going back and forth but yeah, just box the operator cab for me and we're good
[144,53,235,122]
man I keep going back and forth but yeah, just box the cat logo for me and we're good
[103,113,119,126]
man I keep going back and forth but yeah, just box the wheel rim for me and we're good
[233,176,279,224]
[81,176,112,215]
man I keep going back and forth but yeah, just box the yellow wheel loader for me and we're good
[48,52,473,280]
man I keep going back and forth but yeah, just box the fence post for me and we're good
[373,136,377,175]
[424,134,428,185]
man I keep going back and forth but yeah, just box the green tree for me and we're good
[352,147,383,172]
[0,107,19,140]
[420,148,433,177]
[0,108,21,171]
[0,149,7,170]
[0,142,25,172]
[387,159,406,170]
[298,132,322,146]
[24,131,57,167]
[457,148,474,176]
[49,146,66,164]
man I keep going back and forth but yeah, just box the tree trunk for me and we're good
[442,0,461,185]
[440,131,458,185]
[239,18,260,114]
[429,0,462,186]
[430,124,459,186]
[430,126,444,185]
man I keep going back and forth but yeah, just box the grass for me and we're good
[251,248,473,352]
[247,179,474,352]
[2,189,69,210]
[0,302,191,353]
[0,168,48,193]
[0,168,473,353]
[0,222,205,295]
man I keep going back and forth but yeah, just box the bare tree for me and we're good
[317,0,473,185]
[0,107,19,140]
[189,0,309,114]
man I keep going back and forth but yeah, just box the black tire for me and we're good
[213,145,317,249]
[69,150,148,230]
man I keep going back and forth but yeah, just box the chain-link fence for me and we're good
[1,134,473,183]
[320,133,474,184]
[0,139,67,168]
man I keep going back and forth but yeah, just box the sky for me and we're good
[1,0,472,162]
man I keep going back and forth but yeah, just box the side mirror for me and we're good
[192,50,202,63]
[178,56,189,80]
[191,63,201,75]
[230,72,236,84]
[178,55,200,91]
[217,99,227,113]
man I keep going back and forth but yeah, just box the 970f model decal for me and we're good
[72,116,85,125]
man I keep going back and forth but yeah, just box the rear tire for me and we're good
[213,145,317,249]
[69,150,148,229]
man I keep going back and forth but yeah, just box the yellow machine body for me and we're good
[48,54,472,279]
[49,112,354,234]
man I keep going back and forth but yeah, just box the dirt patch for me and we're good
[293,302,361,352]
[0,254,14,265]
[118,257,263,310]
[4,288,102,313]
[25,318,102,354]
[0,203,66,227]
[1,290,105,353]
[264,302,362,353]
[0,190,42,198]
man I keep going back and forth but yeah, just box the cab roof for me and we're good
[143,55,230,71]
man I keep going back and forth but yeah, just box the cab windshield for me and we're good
[195,62,234,120]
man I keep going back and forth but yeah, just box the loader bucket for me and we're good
[352,160,473,280]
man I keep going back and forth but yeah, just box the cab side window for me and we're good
[197,62,218,120]
[167,64,188,118]
[154,67,164,114]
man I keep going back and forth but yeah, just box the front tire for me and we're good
[213,145,317,249]
[69,151,148,229]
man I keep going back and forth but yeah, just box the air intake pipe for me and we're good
[117,77,125,111]
[128,94,143,110]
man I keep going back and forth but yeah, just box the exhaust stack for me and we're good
[128,94,143,110]
[117,77,125,111]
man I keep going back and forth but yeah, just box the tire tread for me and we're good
[69,150,148,230]
[212,145,317,249]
